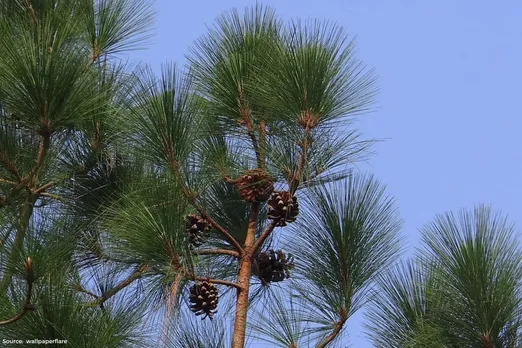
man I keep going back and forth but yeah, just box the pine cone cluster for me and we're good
[255,250,294,284]
[189,280,219,320]
[186,214,210,248]
[236,169,274,203]
[267,191,299,226]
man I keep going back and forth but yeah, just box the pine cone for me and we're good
[255,250,294,284]
[186,214,210,248]
[236,169,274,203]
[267,191,299,226]
[189,280,219,320]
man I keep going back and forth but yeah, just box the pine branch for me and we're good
[240,107,262,168]
[33,181,56,195]
[252,220,279,253]
[0,178,17,186]
[38,192,64,201]
[88,265,150,307]
[84,263,243,310]
[194,277,241,290]
[72,284,99,300]
[0,257,35,326]
[289,125,312,194]
[194,249,240,258]
[193,202,244,253]
[23,0,37,24]
[181,268,242,290]
[316,308,348,348]
[27,133,50,184]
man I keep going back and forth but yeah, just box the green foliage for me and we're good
[165,310,231,348]
[422,206,522,346]
[264,19,377,126]
[83,0,155,59]
[127,64,203,171]
[188,4,282,129]
[249,291,310,347]
[0,276,148,347]
[366,261,448,348]
[0,5,102,133]
[101,177,193,271]
[368,206,522,347]
[289,173,403,342]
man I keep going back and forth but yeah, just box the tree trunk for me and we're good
[231,203,259,348]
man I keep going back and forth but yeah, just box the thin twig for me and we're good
[72,284,99,300]
[33,181,56,194]
[224,176,241,184]
[316,308,348,348]
[0,178,17,186]
[0,195,37,293]
[252,220,280,254]
[89,265,150,307]
[195,277,241,290]
[241,108,262,169]
[194,249,240,258]
[194,205,244,253]
[39,192,64,201]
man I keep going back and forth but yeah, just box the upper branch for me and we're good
[88,265,150,307]
[239,107,262,168]
[252,220,280,254]
[27,132,50,185]
[193,203,244,253]
[289,128,312,195]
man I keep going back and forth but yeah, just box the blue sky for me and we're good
[132,1,522,346]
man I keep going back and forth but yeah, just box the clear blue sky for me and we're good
[132,1,522,346]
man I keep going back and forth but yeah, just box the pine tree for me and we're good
[3,2,519,348]
[367,206,522,348]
